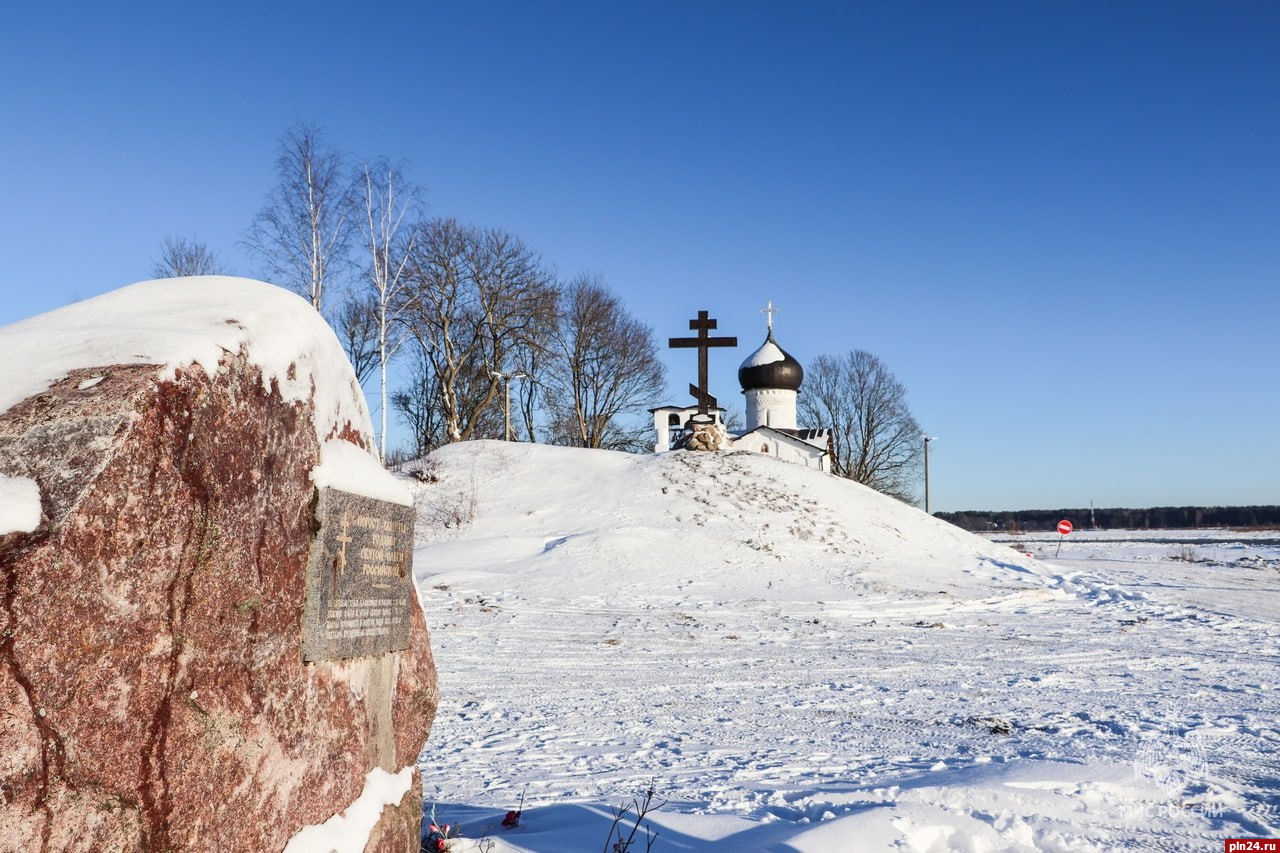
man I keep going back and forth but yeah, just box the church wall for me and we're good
[741,433,825,470]
[774,439,824,470]
[744,387,798,431]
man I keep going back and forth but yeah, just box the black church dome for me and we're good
[738,331,803,392]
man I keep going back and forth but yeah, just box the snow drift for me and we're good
[406,441,1279,851]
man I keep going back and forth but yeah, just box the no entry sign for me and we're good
[1054,519,1073,557]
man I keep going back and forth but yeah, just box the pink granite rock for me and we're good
[0,284,437,852]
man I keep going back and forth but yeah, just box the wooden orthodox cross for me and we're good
[669,310,737,415]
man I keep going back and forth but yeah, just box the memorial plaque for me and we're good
[302,488,417,662]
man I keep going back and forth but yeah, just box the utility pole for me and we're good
[490,370,527,441]
[923,435,938,514]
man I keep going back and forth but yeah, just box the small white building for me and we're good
[732,425,830,471]
[652,315,831,471]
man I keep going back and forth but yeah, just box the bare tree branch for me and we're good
[799,350,922,501]
[397,219,557,444]
[543,274,666,451]
[151,236,222,278]
[392,340,449,457]
[245,122,356,312]
[359,158,421,460]
[334,292,380,385]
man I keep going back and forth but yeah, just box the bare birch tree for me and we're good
[543,274,666,451]
[798,350,923,501]
[151,236,221,278]
[359,158,420,460]
[245,122,355,312]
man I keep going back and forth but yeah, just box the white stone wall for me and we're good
[654,413,674,452]
[744,387,798,431]
[741,433,826,470]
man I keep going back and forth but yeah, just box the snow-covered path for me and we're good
[410,444,1280,851]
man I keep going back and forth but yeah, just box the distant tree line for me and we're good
[148,122,667,460]
[938,506,1280,532]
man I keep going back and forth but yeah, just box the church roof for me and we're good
[732,425,830,454]
[648,404,726,415]
[738,330,803,392]
[781,427,831,443]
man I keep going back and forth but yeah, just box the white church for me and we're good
[652,310,832,471]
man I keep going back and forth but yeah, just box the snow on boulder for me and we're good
[0,473,41,535]
[0,278,435,852]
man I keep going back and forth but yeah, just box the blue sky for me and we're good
[2,2,1277,512]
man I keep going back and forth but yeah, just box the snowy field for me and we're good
[409,442,1280,851]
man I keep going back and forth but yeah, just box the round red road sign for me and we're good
[1057,519,1073,535]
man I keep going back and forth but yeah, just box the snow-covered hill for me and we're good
[410,440,1046,603]
[409,441,1280,851]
